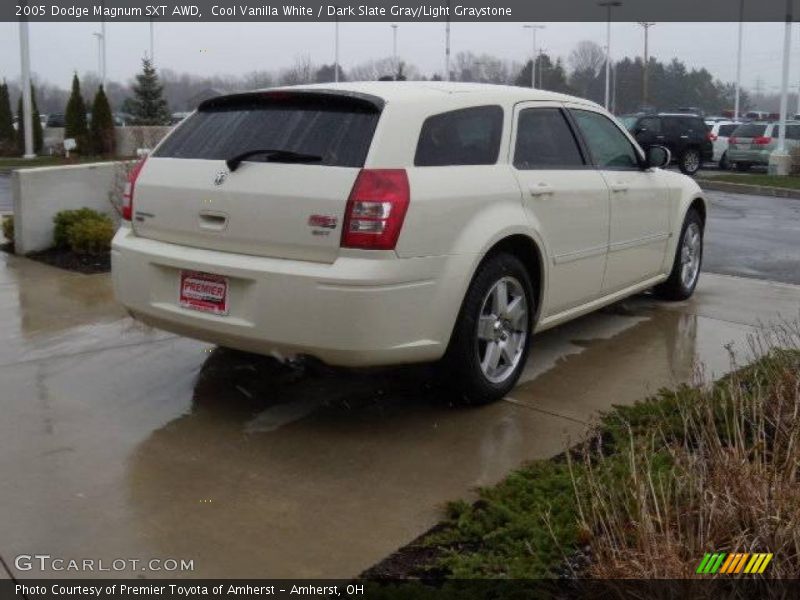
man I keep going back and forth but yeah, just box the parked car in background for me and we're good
[45,113,66,128]
[705,119,741,169]
[113,82,706,404]
[727,121,800,171]
[621,112,713,175]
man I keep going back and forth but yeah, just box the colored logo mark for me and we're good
[696,552,773,575]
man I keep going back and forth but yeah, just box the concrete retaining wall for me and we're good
[12,162,122,254]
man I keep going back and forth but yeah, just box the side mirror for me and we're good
[646,145,671,169]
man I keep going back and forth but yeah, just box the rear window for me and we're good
[414,106,503,166]
[153,93,380,168]
[718,124,738,137]
[732,124,767,138]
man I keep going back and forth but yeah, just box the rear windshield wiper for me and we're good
[226,148,323,171]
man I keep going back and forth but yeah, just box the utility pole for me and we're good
[522,24,545,89]
[538,47,546,89]
[734,0,744,119]
[637,22,655,106]
[770,0,792,175]
[598,1,622,110]
[149,18,155,63]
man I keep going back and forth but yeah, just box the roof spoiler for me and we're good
[198,89,385,113]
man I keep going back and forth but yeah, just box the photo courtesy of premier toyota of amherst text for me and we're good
[1,1,800,598]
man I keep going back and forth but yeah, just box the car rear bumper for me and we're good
[727,148,771,165]
[112,226,472,367]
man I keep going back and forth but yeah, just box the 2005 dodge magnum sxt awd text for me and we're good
[112,82,706,404]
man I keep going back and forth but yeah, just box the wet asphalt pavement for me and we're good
[704,190,800,285]
[1,183,800,579]
[1,245,799,578]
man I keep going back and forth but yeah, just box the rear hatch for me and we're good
[729,123,770,151]
[132,90,383,263]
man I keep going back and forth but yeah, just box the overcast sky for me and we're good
[0,21,796,93]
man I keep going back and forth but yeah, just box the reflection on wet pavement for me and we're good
[1,251,798,579]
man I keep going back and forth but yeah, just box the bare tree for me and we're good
[279,55,315,85]
[569,40,605,75]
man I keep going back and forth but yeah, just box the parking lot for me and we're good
[1,188,799,579]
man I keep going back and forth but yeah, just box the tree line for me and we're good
[0,40,764,157]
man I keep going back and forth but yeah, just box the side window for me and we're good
[513,108,585,169]
[570,110,640,169]
[718,124,737,137]
[414,105,503,166]
[638,117,661,133]
[786,124,800,140]
[663,117,684,135]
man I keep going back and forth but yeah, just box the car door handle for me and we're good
[198,211,229,231]
[528,183,555,196]
[609,183,629,193]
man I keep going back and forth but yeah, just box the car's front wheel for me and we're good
[654,209,704,301]
[442,253,534,405]
[678,148,701,175]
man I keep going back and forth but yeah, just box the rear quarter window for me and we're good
[718,124,737,137]
[414,105,503,166]
[153,93,380,168]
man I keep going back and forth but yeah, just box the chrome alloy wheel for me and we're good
[680,222,702,290]
[683,150,700,174]
[476,276,529,384]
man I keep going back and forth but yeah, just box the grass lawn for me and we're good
[704,173,800,190]
[0,156,124,170]
[364,340,800,584]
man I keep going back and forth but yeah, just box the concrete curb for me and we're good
[696,178,800,200]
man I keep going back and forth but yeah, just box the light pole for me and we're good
[19,19,35,158]
[734,0,744,120]
[93,31,104,84]
[537,47,546,89]
[334,14,340,82]
[637,22,655,106]
[522,24,545,89]
[391,24,399,80]
[770,0,792,176]
[445,0,451,81]
[149,18,155,63]
[598,1,622,111]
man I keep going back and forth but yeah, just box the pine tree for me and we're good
[0,81,15,155]
[89,85,116,156]
[130,58,170,126]
[64,73,89,153]
[16,85,43,155]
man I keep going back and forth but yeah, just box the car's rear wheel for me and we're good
[678,148,701,175]
[442,253,534,405]
[654,209,704,301]
[718,151,729,170]
[735,162,751,172]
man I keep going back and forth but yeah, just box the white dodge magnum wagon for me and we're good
[112,82,706,404]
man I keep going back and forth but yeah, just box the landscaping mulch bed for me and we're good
[26,247,110,274]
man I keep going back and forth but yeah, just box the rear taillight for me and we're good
[341,169,410,250]
[728,136,738,145]
[122,157,147,221]
[753,136,772,145]
[708,132,717,141]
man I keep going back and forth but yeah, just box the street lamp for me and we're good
[92,30,105,85]
[598,1,622,111]
[445,0,451,81]
[522,24,545,89]
[149,18,155,63]
[770,0,793,175]
[637,22,655,107]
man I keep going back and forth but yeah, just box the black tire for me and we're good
[735,162,751,172]
[441,253,535,405]
[654,209,704,301]
[718,152,729,171]
[678,148,701,175]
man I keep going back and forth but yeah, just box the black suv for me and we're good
[620,113,713,175]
